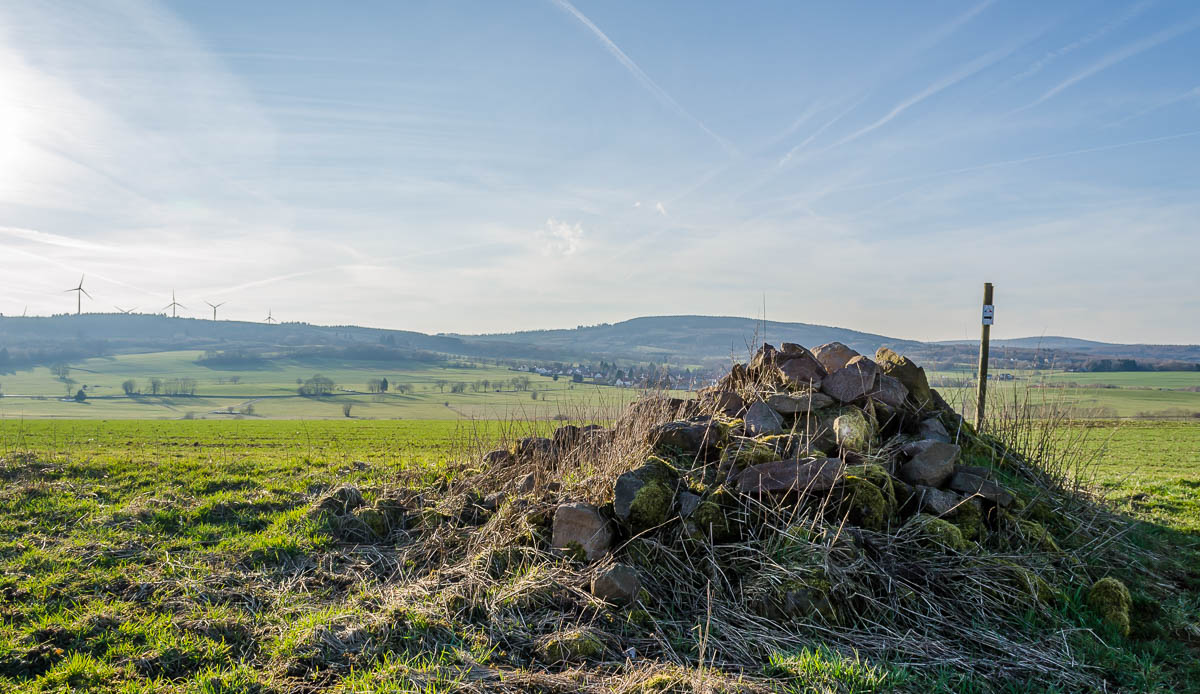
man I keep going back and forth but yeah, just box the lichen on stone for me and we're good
[1087,577,1132,637]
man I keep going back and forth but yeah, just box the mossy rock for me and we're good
[905,513,969,552]
[979,560,1057,606]
[684,498,736,543]
[718,438,778,476]
[1087,577,1132,637]
[750,567,838,624]
[354,507,390,538]
[834,409,877,453]
[1017,519,1060,552]
[615,458,679,532]
[838,475,892,531]
[950,501,985,542]
[537,627,606,663]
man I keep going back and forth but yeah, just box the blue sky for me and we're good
[1,0,1197,343]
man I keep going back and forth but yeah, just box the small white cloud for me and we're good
[655,201,667,216]
[633,201,641,208]
[541,218,583,256]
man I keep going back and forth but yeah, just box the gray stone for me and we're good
[766,392,835,415]
[918,417,951,443]
[899,442,960,487]
[702,389,746,416]
[552,425,582,450]
[900,438,939,458]
[914,486,965,516]
[948,471,1015,507]
[591,564,641,605]
[744,401,785,437]
[483,449,515,466]
[516,437,554,459]
[872,375,910,409]
[777,352,827,390]
[812,342,861,374]
[677,491,703,519]
[613,460,678,531]
[735,457,845,497]
[821,356,880,403]
[514,473,537,494]
[552,502,613,561]
[651,419,721,452]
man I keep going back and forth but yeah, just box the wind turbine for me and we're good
[205,301,226,321]
[264,309,277,324]
[64,275,92,315]
[114,306,136,314]
[163,290,185,318]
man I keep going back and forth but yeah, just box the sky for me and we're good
[1,0,1198,344]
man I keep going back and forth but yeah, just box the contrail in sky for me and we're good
[549,0,739,157]
[1019,17,1200,112]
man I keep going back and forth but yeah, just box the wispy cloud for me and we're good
[547,0,738,157]
[1003,0,1154,86]
[1020,16,1200,111]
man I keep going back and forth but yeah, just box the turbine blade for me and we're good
[81,289,93,299]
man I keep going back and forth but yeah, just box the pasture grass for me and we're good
[0,418,1197,692]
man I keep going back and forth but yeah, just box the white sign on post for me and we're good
[982,304,995,325]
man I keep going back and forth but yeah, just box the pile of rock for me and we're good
[537,341,1072,617]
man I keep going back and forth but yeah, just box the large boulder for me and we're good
[899,442,960,487]
[735,457,845,497]
[812,342,861,374]
[744,401,785,437]
[875,348,934,410]
[551,502,614,561]
[614,459,678,532]
[821,356,880,403]
[766,391,834,415]
[591,564,641,605]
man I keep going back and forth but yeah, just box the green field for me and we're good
[927,368,1200,419]
[0,351,645,420]
[0,417,1198,692]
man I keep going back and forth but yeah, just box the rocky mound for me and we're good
[305,343,1149,691]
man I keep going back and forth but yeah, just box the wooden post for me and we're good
[975,282,994,430]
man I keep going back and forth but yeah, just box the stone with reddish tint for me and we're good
[812,342,861,374]
[735,457,845,497]
[552,502,613,561]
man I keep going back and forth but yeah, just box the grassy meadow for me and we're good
[0,416,1197,693]
[0,351,644,420]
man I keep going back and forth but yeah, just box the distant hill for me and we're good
[2,313,1197,372]
[938,336,1200,362]
[454,315,926,365]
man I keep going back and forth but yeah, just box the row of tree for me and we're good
[121,377,198,396]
